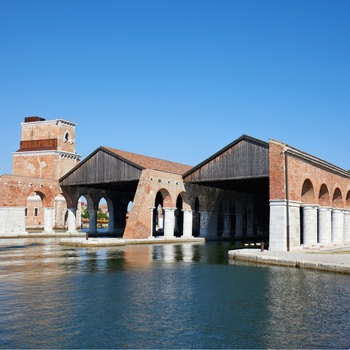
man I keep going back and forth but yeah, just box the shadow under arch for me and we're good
[301,179,315,204]
[153,189,171,236]
[332,187,343,208]
[319,184,330,206]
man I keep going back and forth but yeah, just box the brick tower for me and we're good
[12,116,80,179]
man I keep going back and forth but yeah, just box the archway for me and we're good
[175,194,184,237]
[192,197,200,237]
[25,192,44,232]
[153,191,166,236]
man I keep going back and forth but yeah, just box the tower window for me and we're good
[34,208,38,217]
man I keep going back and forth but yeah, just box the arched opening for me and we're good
[346,191,350,209]
[79,195,94,233]
[319,184,330,206]
[126,200,133,226]
[301,179,315,203]
[97,197,109,234]
[332,188,343,208]
[25,192,44,232]
[153,191,165,236]
[175,194,184,237]
[192,197,200,237]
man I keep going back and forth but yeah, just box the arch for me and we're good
[175,194,184,237]
[346,191,350,209]
[301,179,315,204]
[64,132,71,142]
[318,184,330,206]
[153,190,170,236]
[332,188,343,208]
[25,192,44,231]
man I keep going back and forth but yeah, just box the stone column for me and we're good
[150,207,155,238]
[222,214,231,238]
[235,214,244,237]
[66,208,77,234]
[207,211,218,239]
[318,207,332,244]
[199,211,209,238]
[88,209,98,234]
[163,208,175,238]
[332,209,344,243]
[43,207,54,234]
[343,210,350,243]
[288,200,301,250]
[269,200,287,251]
[182,210,193,238]
[246,213,254,237]
[302,205,318,247]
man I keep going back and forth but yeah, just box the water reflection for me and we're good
[0,239,349,349]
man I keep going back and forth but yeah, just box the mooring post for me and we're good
[86,232,89,240]
[260,242,264,252]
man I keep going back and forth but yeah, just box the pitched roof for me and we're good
[103,147,193,175]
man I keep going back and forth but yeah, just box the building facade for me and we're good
[1,117,350,251]
[0,117,80,234]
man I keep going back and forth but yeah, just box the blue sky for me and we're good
[1,0,349,175]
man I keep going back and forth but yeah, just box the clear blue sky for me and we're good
[1,0,349,175]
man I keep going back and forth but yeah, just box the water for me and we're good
[0,239,349,349]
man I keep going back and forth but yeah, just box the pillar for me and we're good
[150,207,155,238]
[332,209,344,243]
[43,207,54,234]
[318,207,332,244]
[344,210,350,243]
[88,209,97,234]
[222,214,231,238]
[302,205,318,247]
[163,208,175,238]
[199,211,217,239]
[199,211,209,238]
[66,208,77,234]
[235,213,243,237]
[247,213,254,237]
[183,210,193,237]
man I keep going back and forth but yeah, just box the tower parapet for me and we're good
[12,116,81,180]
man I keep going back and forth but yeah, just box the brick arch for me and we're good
[332,187,343,208]
[318,184,330,206]
[177,191,191,211]
[301,179,315,204]
[346,191,350,209]
[155,188,172,207]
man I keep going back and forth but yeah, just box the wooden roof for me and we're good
[60,146,192,186]
[183,135,269,182]
[103,147,192,175]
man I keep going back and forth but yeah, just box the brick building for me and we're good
[0,117,80,234]
[1,117,350,251]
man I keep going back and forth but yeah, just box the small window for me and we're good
[25,208,28,217]
[64,132,70,142]
[34,208,38,217]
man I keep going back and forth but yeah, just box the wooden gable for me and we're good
[184,135,269,182]
[60,147,143,186]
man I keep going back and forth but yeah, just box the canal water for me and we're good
[0,239,349,349]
